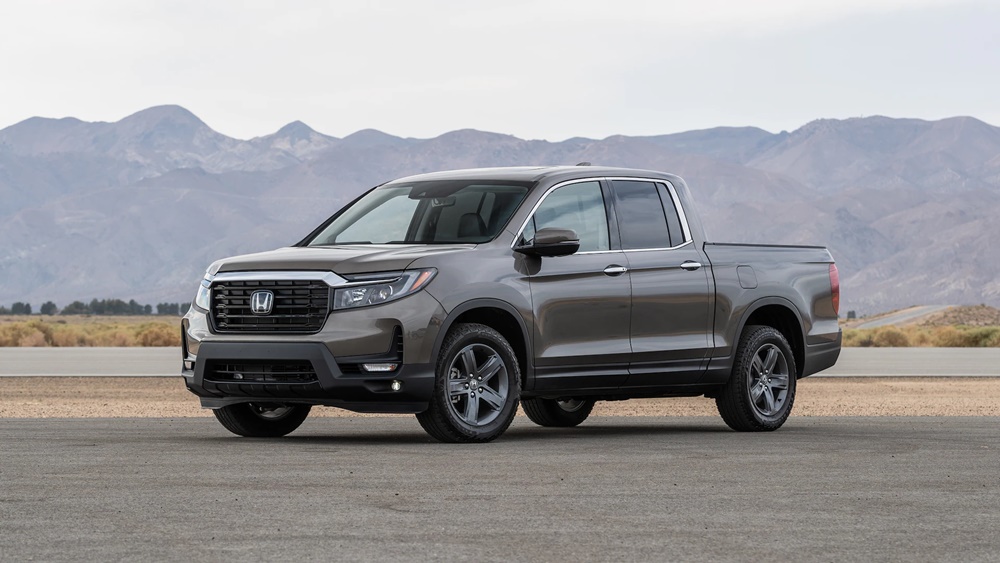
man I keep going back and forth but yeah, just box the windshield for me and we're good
[307,180,532,245]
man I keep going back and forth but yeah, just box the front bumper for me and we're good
[181,288,446,413]
[183,341,435,413]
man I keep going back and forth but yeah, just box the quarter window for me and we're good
[657,182,687,246]
[522,181,610,252]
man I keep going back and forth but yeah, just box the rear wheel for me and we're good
[522,398,595,427]
[716,325,797,431]
[416,323,520,443]
[213,403,311,437]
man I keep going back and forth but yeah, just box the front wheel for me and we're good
[213,403,311,437]
[522,398,595,427]
[716,325,797,432]
[416,323,521,443]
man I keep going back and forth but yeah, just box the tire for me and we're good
[213,403,311,437]
[522,398,595,427]
[716,325,797,432]
[416,323,521,443]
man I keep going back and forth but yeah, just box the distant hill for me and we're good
[2,105,1000,314]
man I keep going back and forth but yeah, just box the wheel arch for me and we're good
[431,299,533,386]
[735,298,805,378]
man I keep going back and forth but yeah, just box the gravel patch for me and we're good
[1,377,998,418]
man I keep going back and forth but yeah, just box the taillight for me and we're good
[829,263,840,316]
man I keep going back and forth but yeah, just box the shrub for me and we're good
[843,329,874,347]
[871,327,910,347]
[18,329,48,347]
[135,323,180,346]
[961,327,1000,347]
[932,326,966,347]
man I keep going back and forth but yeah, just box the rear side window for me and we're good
[522,181,610,252]
[611,180,672,249]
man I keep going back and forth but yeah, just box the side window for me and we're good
[522,181,610,252]
[612,180,672,249]
[656,182,687,246]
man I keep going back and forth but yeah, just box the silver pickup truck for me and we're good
[182,166,841,442]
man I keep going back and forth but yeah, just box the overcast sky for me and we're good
[1,0,997,141]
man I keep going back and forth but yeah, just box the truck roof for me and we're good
[387,165,679,185]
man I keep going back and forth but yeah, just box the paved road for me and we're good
[853,305,952,329]
[0,347,179,376]
[3,347,1000,377]
[821,347,1000,377]
[0,417,997,561]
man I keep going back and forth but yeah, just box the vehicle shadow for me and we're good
[194,419,738,446]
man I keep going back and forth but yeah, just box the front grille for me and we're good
[211,279,329,333]
[205,361,318,383]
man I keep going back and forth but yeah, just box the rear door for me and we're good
[519,179,632,392]
[609,179,713,386]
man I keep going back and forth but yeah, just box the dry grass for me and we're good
[3,315,998,348]
[843,325,1000,347]
[0,316,181,347]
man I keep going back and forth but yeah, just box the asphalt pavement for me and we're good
[1,416,998,561]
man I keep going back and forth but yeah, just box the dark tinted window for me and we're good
[612,181,671,249]
[657,183,686,246]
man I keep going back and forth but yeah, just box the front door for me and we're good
[520,179,632,392]
[609,179,713,386]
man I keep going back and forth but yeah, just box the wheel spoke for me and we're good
[478,386,505,410]
[769,373,789,390]
[762,386,776,413]
[763,347,779,373]
[448,378,468,397]
[750,381,765,402]
[751,354,765,377]
[461,348,477,376]
[463,394,480,423]
[477,355,503,383]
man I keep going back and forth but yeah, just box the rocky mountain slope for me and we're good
[2,105,999,314]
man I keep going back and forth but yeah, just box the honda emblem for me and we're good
[250,290,274,315]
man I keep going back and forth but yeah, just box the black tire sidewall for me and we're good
[522,397,595,427]
[432,324,520,439]
[739,327,797,428]
[214,403,311,437]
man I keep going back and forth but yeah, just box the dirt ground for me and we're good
[1,377,998,418]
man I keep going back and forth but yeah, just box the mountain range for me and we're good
[2,105,999,315]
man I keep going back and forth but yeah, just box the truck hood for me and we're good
[208,245,475,276]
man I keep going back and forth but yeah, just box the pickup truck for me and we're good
[181,166,841,442]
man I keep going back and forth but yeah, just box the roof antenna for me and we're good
[576,161,591,166]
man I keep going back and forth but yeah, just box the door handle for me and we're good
[680,261,702,271]
[603,265,628,276]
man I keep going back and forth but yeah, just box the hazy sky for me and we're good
[1,0,997,140]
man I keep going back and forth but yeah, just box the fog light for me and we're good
[361,363,398,373]
[390,380,403,392]
[183,360,194,371]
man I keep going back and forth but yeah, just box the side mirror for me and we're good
[514,227,581,257]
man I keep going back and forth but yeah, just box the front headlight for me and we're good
[194,278,212,311]
[334,269,436,310]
